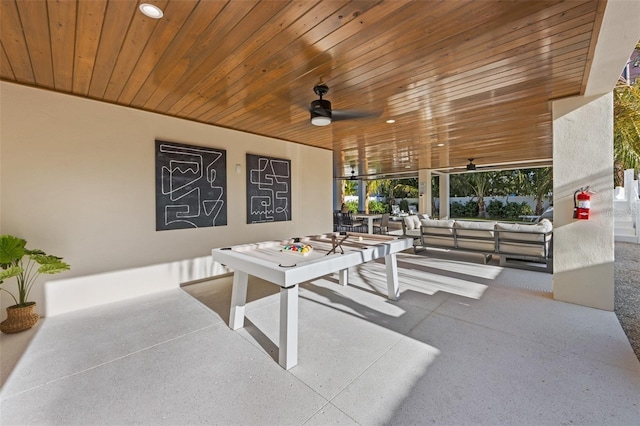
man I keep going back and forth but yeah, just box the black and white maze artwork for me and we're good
[246,154,291,224]
[156,141,227,231]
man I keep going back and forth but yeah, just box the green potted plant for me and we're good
[0,235,70,333]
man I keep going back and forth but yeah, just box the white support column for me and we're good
[418,169,432,216]
[552,93,615,310]
[333,179,343,211]
[439,174,450,219]
[624,169,638,203]
[358,179,367,212]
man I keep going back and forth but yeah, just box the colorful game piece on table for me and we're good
[281,243,313,256]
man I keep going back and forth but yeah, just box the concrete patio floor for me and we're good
[1,250,639,425]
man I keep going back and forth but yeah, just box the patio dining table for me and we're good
[353,213,383,234]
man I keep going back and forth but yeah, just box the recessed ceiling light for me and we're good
[386,119,396,124]
[139,3,163,19]
[437,143,445,147]
[404,165,411,169]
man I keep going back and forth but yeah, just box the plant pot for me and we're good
[0,302,39,334]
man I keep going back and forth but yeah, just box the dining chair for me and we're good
[374,213,390,234]
[342,212,365,232]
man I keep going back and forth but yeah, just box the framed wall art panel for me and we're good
[155,140,227,231]
[246,154,291,224]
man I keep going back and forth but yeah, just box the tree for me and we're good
[344,180,358,196]
[450,174,472,197]
[391,178,419,198]
[613,75,640,186]
[466,173,489,217]
[364,179,385,213]
[458,172,502,217]
[374,179,394,201]
[517,168,553,214]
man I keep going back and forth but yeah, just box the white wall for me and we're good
[549,0,640,311]
[552,93,615,311]
[0,82,333,315]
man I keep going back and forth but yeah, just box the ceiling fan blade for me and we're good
[332,109,381,121]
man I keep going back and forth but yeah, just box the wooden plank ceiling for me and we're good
[0,0,604,179]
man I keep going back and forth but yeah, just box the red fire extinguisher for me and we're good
[573,187,591,220]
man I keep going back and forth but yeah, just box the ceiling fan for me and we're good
[431,158,553,174]
[309,82,379,126]
[349,165,357,180]
[447,158,491,172]
[460,158,503,172]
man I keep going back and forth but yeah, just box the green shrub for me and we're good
[399,199,409,213]
[345,200,358,213]
[452,200,533,219]
[486,200,505,218]
[504,201,533,219]
[368,200,389,213]
[464,200,479,217]
[450,201,465,217]
[450,200,478,217]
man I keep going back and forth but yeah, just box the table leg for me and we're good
[338,268,349,286]
[384,253,400,301]
[279,285,298,370]
[229,271,248,330]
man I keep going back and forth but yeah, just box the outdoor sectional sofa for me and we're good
[395,215,553,272]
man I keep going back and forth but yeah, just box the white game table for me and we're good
[211,232,412,369]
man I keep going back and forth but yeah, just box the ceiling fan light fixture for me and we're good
[310,98,332,126]
[311,116,332,126]
[139,3,163,19]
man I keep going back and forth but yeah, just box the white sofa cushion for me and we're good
[412,215,422,229]
[496,219,552,242]
[403,215,423,231]
[403,215,414,230]
[454,220,497,239]
[457,239,496,252]
[499,242,548,258]
[420,219,455,235]
[424,235,455,248]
